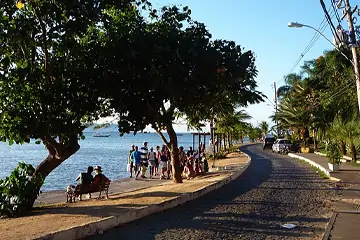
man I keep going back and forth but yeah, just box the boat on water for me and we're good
[93,132,111,137]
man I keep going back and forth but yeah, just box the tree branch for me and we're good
[155,129,170,148]
[34,8,50,79]
[41,135,64,158]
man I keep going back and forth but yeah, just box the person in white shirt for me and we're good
[148,147,157,178]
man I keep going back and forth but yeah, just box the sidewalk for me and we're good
[0,152,250,240]
[289,152,360,240]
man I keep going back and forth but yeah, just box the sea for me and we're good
[0,131,203,191]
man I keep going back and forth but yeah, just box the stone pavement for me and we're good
[291,152,360,240]
[0,152,250,240]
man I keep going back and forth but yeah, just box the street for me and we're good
[89,144,340,240]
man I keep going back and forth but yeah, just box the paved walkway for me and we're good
[291,152,360,240]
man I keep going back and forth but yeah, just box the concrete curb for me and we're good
[288,153,340,181]
[322,212,337,240]
[35,153,252,240]
[314,151,354,163]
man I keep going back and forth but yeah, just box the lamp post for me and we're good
[287,22,353,63]
[288,21,360,113]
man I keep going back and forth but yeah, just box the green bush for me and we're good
[326,142,342,165]
[0,162,43,218]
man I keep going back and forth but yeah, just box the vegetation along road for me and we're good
[91,144,340,240]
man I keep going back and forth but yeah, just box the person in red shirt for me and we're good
[92,166,111,184]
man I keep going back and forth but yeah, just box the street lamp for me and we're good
[287,22,348,57]
[288,20,360,115]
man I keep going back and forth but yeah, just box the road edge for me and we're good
[35,152,252,240]
[288,153,341,181]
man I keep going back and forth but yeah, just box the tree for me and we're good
[103,6,263,183]
[0,0,142,209]
[259,121,269,137]
[247,124,262,142]
[277,73,302,99]
[215,110,252,147]
[327,115,360,161]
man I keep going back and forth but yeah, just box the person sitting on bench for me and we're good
[74,166,94,200]
[93,166,111,185]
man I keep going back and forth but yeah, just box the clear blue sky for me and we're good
[147,0,340,132]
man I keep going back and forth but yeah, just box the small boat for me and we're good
[93,132,111,137]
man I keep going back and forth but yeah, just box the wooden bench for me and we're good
[67,182,110,203]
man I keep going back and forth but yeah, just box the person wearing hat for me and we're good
[128,144,136,178]
[93,166,111,185]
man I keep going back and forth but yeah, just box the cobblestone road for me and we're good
[90,144,340,240]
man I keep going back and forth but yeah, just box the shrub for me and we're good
[0,162,43,218]
[326,142,342,165]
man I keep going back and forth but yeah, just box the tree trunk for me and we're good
[223,134,226,149]
[227,134,231,148]
[165,123,182,183]
[339,140,347,156]
[350,142,357,162]
[28,134,80,209]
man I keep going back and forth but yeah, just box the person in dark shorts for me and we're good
[128,144,135,178]
[155,145,161,176]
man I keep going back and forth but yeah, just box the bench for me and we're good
[66,182,110,203]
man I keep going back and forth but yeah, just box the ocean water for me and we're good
[0,132,201,191]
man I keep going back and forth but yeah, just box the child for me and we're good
[183,161,196,180]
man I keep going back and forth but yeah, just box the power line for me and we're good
[277,7,335,87]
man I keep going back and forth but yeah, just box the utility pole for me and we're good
[274,82,279,137]
[342,0,360,113]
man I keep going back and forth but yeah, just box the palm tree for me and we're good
[216,109,252,144]
[326,115,360,161]
[277,73,303,99]
[275,82,320,146]
[259,121,269,138]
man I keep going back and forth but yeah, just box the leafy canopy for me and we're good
[102,6,263,134]
[0,0,143,145]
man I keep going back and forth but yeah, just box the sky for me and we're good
[99,0,346,133]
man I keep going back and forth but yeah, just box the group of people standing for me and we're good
[128,142,207,180]
[128,142,172,179]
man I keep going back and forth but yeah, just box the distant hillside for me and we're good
[83,123,119,133]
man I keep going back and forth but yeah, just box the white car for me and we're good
[272,139,292,153]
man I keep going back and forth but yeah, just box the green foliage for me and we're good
[102,5,263,136]
[259,121,269,137]
[0,162,43,217]
[247,124,262,142]
[0,0,150,208]
[326,142,342,165]
[275,49,357,147]
[216,110,252,140]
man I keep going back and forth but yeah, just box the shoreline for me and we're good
[35,142,256,205]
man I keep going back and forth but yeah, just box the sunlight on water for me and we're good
[0,132,197,191]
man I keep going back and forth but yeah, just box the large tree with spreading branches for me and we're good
[102,6,263,183]
[0,0,147,210]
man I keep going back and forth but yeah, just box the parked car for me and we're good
[272,139,292,153]
[263,137,276,150]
